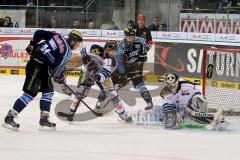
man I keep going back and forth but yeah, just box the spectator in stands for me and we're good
[236,0,240,7]
[148,16,159,31]
[72,19,81,29]
[4,17,13,27]
[126,20,135,28]
[232,0,240,7]
[219,0,232,8]
[106,20,119,30]
[47,16,59,28]
[87,20,96,29]
[179,0,194,9]
[49,0,57,6]
[136,14,153,46]
[0,18,5,27]
[27,0,34,6]
[159,22,168,32]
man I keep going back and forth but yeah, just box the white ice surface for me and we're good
[0,76,240,160]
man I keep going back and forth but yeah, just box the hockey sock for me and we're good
[40,89,54,112]
[13,92,34,113]
[136,83,153,104]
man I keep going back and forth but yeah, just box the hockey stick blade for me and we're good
[57,111,73,118]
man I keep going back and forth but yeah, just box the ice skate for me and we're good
[144,102,153,110]
[118,111,132,123]
[39,111,56,131]
[2,110,20,131]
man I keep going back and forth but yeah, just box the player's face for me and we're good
[106,49,115,58]
[70,40,81,50]
[137,19,145,28]
[125,35,135,44]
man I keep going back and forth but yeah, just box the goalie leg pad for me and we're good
[185,107,215,124]
[162,103,177,129]
[188,95,208,113]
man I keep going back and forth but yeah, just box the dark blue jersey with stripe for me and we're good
[115,36,148,74]
[33,30,72,78]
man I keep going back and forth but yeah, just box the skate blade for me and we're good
[39,125,56,131]
[2,123,19,131]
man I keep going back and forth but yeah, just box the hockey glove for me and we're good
[118,74,128,87]
[26,40,38,55]
[137,57,147,63]
[53,76,72,96]
[82,55,98,72]
[94,73,101,82]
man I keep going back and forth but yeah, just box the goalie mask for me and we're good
[165,73,179,93]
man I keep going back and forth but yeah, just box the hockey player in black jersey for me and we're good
[2,30,83,131]
[136,14,153,51]
[113,26,153,110]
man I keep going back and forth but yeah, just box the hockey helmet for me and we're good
[68,30,83,42]
[124,26,136,36]
[104,40,118,51]
[165,73,179,93]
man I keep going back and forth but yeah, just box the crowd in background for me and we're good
[179,0,240,10]
[0,0,88,6]
[0,14,167,32]
[1,0,240,9]
[0,0,239,31]
[0,16,14,27]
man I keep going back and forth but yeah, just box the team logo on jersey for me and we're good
[53,35,65,53]
[135,44,141,49]
[142,32,147,36]
[181,89,190,95]
[90,48,101,55]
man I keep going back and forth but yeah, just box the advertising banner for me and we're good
[180,13,240,34]
[154,42,240,83]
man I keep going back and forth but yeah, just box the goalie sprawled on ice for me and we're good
[155,73,229,130]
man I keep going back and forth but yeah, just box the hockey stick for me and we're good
[60,82,103,117]
[95,77,132,110]
[97,68,147,110]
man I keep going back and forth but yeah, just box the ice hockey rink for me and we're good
[0,75,240,160]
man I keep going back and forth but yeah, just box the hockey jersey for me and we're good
[115,36,148,75]
[78,44,117,82]
[161,81,202,112]
[33,30,72,78]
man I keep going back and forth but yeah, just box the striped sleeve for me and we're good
[98,59,112,82]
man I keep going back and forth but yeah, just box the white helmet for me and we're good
[165,73,179,93]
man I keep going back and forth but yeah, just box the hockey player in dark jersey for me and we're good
[2,30,83,131]
[68,41,132,122]
[113,26,153,110]
[136,14,153,51]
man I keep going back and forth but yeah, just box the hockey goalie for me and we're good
[158,73,229,130]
